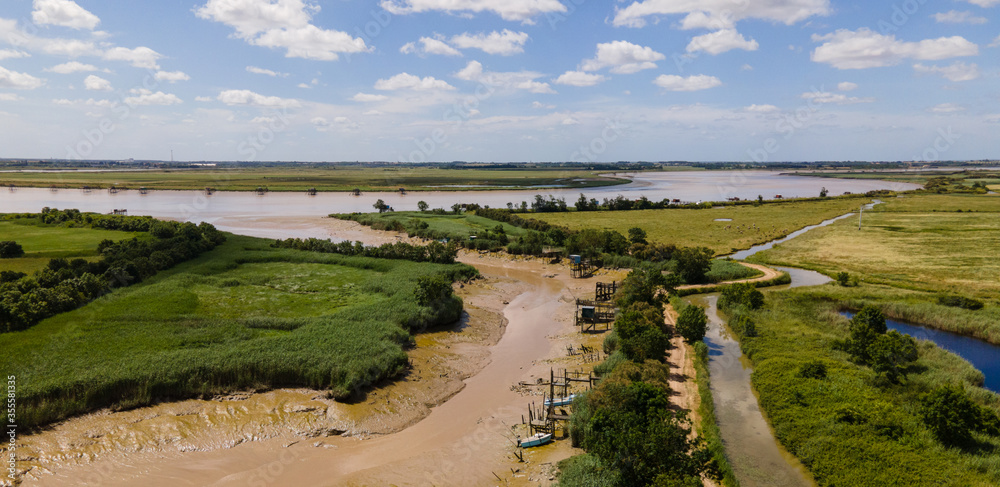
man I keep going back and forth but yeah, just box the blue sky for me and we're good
[0,0,997,163]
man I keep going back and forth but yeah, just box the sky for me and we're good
[0,0,997,163]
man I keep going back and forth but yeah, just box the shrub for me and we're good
[937,295,984,311]
[798,360,828,379]
[920,384,1000,448]
[719,282,765,311]
[0,241,24,259]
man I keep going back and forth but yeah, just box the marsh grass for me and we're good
[736,285,1000,486]
[0,219,143,274]
[532,198,866,255]
[0,234,475,428]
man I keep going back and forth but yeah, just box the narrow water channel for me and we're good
[697,209,863,486]
[841,311,1000,393]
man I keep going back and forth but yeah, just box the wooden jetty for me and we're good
[111,209,128,215]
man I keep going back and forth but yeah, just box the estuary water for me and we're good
[0,170,919,221]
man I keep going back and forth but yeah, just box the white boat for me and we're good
[518,433,553,448]
[544,394,576,407]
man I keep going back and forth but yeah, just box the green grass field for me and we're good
[0,234,475,428]
[333,211,531,240]
[0,166,632,192]
[749,194,1000,298]
[734,285,1000,486]
[0,219,143,274]
[532,198,867,255]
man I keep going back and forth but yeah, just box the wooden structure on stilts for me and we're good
[111,209,128,215]
[139,187,148,195]
[569,254,594,279]
[575,299,616,332]
[255,186,268,195]
[595,281,619,302]
[307,188,318,196]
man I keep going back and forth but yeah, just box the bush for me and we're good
[837,272,850,286]
[937,295,984,311]
[920,384,1000,448]
[675,247,713,284]
[0,241,24,259]
[798,360,828,379]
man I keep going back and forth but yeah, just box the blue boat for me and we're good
[544,394,576,407]
[519,433,553,448]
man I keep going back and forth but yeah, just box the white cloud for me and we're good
[581,40,664,74]
[46,61,99,74]
[450,30,529,56]
[837,82,858,91]
[380,0,567,22]
[400,37,462,57]
[0,66,45,90]
[932,10,988,24]
[686,29,759,55]
[0,93,23,101]
[745,104,779,113]
[0,50,29,61]
[741,64,753,71]
[124,88,182,106]
[562,118,580,125]
[195,0,369,61]
[155,71,191,83]
[195,96,214,102]
[37,38,99,57]
[455,61,555,93]
[532,101,555,109]
[297,83,310,88]
[217,89,301,108]
[653,74,722,91]
[103,46,163,69]
[32,0,100,30]
[613,0,830,29]
[967,0,1000,6]
[374,73,456,91]
[928,103,965,113]
[554,70,607,87]
[800,91,875,104]
[312,116,357,131]
[352,92,388,102]
[246,66,288,77]
[811,29,979,69]
[992,35,1000,48]
[913,61,981,82]
[83,74,112,91]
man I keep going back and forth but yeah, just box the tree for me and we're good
[373,199,389,213]
[615,302,670,363]
[616,264,668,309]
[757,194,764,205]
[451,203,463,214]
[417,201,429,212]
[847,305,887,364]
[628,227,648,246]
[820,187,829,198]
[676,305,708,344]
[675,247,713,284]
[719,282,764,310]
[867,330,918,383]
[920,384,1000,447]
[0,241,25,259]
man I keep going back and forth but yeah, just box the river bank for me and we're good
[11,218,629,486]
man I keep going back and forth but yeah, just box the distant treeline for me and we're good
[271,238,458,265]
[0,208,226,333]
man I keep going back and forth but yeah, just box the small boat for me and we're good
[518,433,552,448]
[544,395,576,407]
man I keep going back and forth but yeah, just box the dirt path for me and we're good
[678,262,782,292]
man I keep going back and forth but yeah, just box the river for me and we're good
[0,171,919,220]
